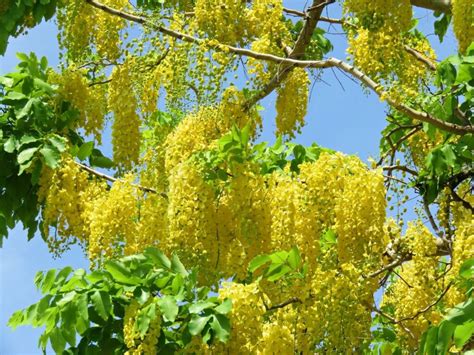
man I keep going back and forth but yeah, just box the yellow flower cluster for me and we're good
[194,0,287,46]
[444,185,474,307]
[216,164,272,280]
[109,60,141,170]
[88,175,139,264]
[308,262,377,351]
[452,0,474,53]
[166,160,218,278]
[38,156,106,254]
[407,129,443,168]
[334,163,386,267]
[275,68,310,138]
[258,308,297,354]
[164,89,259,174]
[57,0,127,61]
[194,0,249,45]
[383,222,442,348]
[123,299,161,355]
[49,67,107,141]
[345,0,435,100]
[217,282,266,353]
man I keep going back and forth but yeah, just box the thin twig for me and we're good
[382,165,418,176]
[265,297,302,311]
[397,281,454,322]
[423,196,443,239]
[372,308,415,339]
[75,161,168,198]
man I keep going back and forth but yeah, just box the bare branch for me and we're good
[410,0,451,13]
[372,308,415,339]
[265,297,302,311]
[75,161,168,198]
[382,165,418,176]
[423,196,443,239]
[404,45,437,71]
[85,0,474,135]
[397,281,454,322]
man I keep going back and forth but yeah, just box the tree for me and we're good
[1,0,473,353]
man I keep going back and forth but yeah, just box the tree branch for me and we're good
[85,0,473,135]
[397,281,454,322]
[75,161,168,198]
[410,0,451,13]
[265,297,302,311]
[382,165,418,176]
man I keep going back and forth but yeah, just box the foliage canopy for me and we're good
[1,0,473,353]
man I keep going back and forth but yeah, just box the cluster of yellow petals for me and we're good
[383,214,473,349]
[57,0,127,61]
[88,174,140,264]
[108,59,141,170]
[49,67,107,141]
[164,87,260,173]
[275,68,310,138]
[215,282,267,353]
[38,156,106,254]
[194,0,287,46]
[452,0,474,53]
[123,299,162,355]
[345,0,435,100]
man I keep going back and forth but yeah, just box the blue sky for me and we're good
[0,3,457,354]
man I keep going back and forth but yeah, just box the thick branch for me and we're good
[85,0,473,135]
[245,0,330,108]
[410,0,451,13]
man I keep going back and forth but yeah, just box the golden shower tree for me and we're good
[1,0,473,353]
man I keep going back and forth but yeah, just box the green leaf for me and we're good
[210,314,230,342]
[249,254,271,273]
[189,315,211,336]
[89,149,114,168]
[214,299,232,315]
[4,136,17,153]
[454,320,474,348]
[34,271,45,289]
[136,302,157,338]
[144,248,171,269]
[49,327,66,354]
[434,13,451,42]
[40,145,61,169]
[189,301,217,314]
[17,146,38,165]
[75,293,89,335]
[41,269,57,293]
[422,326,438,354]
[170,254,188,276]
[90,290,112,321]
[48,135,67,153]
[446,299,474,325]
[435,320,456,354]
[158,295,178,322]
[7,310,25,329]
[266,264,292,282]
[460,259,474,279]
[77,141,94,161]
[287,246,301,270]
[105,260,141,285]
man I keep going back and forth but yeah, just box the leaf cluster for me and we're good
[8,248,232,354]
[196,125,334,183]
[0,0,58,55]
